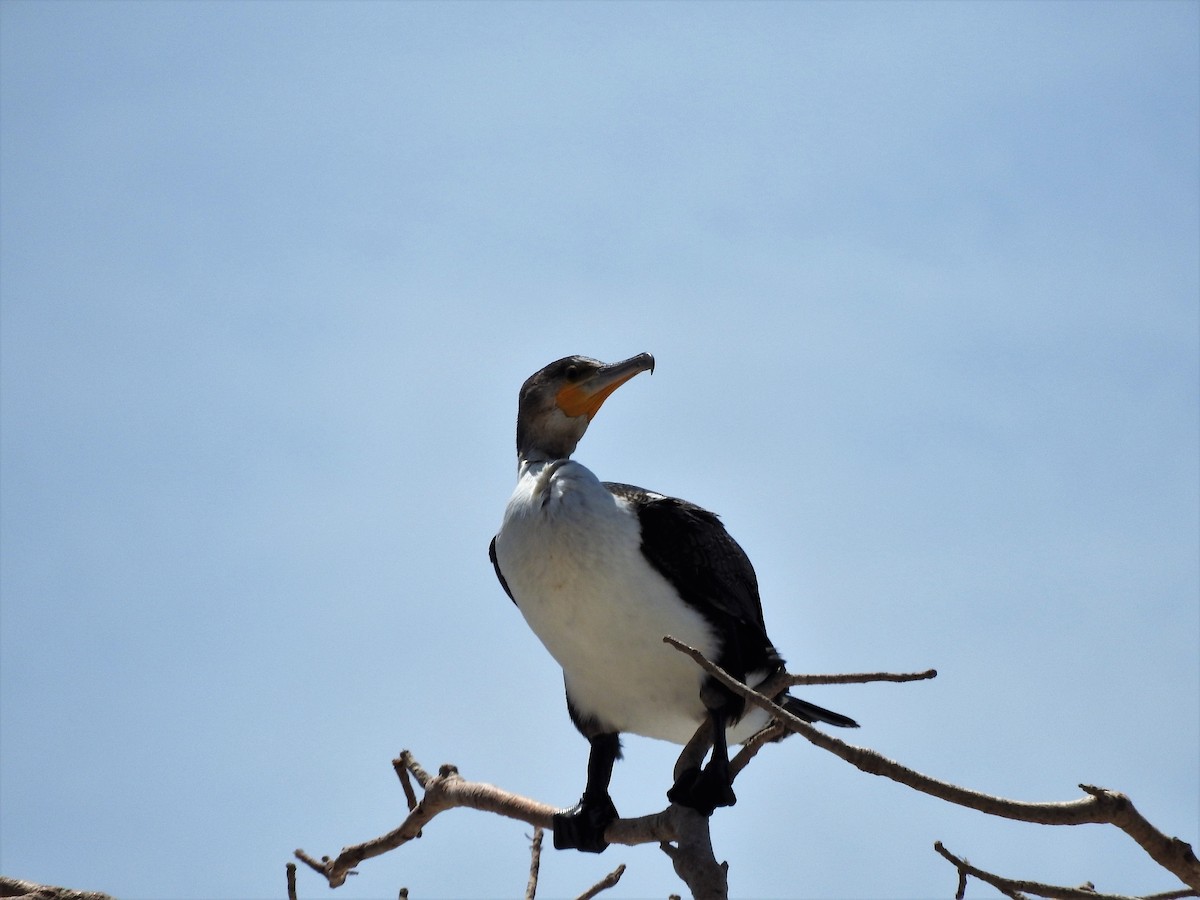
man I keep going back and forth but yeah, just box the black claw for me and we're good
[667,763,737,816]
[552,793,618,853]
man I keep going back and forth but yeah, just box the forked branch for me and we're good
[292,658,935,899]
[934,841,1197,900]
[296,756,560,888]
[663,635,1200,894]
[294,751,716,895]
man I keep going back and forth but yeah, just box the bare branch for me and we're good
[952,852,969,900]
[786,668,938,685]
[0,878,117,900]
[729,721,786,780]
[403,752,434,789]
[659,805,729,900]
[297,753,560,888]
[394,754,419,813]
[934,842,1199,900]
[664,635,1200,892]
[286,862,298,900]
[574,863,627,900]
[525,827,544,900]
[293,848,333,878]
[294,751,711,894]
[295,648,1189,899]
[744,664,937,725]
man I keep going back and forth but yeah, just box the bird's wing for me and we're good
[489,535,516,605]
[603,482,780,675]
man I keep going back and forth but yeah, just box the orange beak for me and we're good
[555,353,655,419]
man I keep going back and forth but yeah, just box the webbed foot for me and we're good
[667,763,737,816]
[552,793,618,853]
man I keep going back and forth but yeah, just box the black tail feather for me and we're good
[782,695,859,729]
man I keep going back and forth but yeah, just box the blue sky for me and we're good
[1,2,1197,898]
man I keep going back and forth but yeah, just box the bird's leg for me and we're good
[667,703,738,815]
[674,716,714,782]
[552,732,620,853]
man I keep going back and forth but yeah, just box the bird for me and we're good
[489,353,858,854]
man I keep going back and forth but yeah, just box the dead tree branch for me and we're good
[294,750,726,897]
[525,826,544,900]
[291,661,943,899]
[745,664,937,728]
[663,635,1200,894]
[0,879,116,900]
[574,862,627,900]
[293,647,1191,898]
[729,720,787,779]
[934,841,1198,900]
[659,805,729,900]
[296,755,559,888]
[786,668,939,685]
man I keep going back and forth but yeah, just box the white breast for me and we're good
[494,460,771,745]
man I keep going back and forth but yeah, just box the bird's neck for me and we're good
[518,448,572,469]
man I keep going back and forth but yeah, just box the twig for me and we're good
[746,665,937,726]
[664,635,1200,893]
[286,862,298,900]
[934,841,1198,900]
[293,848,333,878]
[787,668,938,685]
[394,755,419,812]
[525,827,544,900]
[690,665,932,780]
[574,863,626,900]
[952,853,969,900]
[729,721,786,780]
[404,752,434,789]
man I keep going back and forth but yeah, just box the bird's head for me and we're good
[515,353,655,463]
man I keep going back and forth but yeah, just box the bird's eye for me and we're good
[565,364,580,380]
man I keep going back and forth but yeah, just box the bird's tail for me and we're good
[782,694,859,729]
